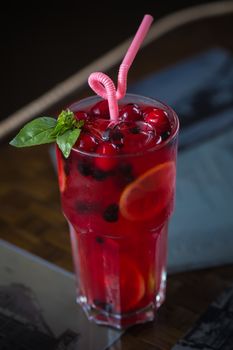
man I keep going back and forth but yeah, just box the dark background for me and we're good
[0,0,224,120]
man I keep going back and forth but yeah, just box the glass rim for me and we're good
[70,93,179,158]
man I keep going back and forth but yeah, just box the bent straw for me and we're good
[88,14,153,121]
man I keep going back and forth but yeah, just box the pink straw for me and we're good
[88,72,119,120]
[116,14,153,99]
[88,14,154,122]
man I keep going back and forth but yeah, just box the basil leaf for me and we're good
[52,110,80,137]
[52,123,71,137]
[56,128,81,158]
[57,109,74,125]
[75,119,85,129]
[10,117,57,147]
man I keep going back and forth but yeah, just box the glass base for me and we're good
[77,297,156,329]
[77,287,166,330]
[76,267,167,329]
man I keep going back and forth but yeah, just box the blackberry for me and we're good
[161,130,171,141]
[103,204,119,222]
[95,236,105,244]
[102,128,124,147]
[111,130,124,149]
[92,168,110,181]
[130,126,140,134]
[94,300,113,313]
[77,159,92,176]
[111,130,124,141]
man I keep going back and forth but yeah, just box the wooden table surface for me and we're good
[1,14,233,350]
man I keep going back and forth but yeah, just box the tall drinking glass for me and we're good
[56,94,179,329]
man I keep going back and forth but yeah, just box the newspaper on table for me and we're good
[0,239,122,350]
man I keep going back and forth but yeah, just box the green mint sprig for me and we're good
[9,109,84,158]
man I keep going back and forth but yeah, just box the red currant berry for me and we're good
[95,142,118,171]
[77,133,98,152]
[143,107,170,135]
[90,100,110,119]
[74,111,89,121]
[114,121,156,153]
[85,119,113,141]
[119,103,142,122]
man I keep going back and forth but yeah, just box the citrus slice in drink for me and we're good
[57,155,66,192]
[91,255,145,313]
[104,256,145,313]
[119,161,175,221]
[118,257,145,312]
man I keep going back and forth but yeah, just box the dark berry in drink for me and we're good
[129,125,140,134]
[102,127,124,148]
[93,299,113,313]
[103,204,119,222]
[95,236,105,244]
[161,130,171,141]
[92,167,110,181]
[77,159,93,176]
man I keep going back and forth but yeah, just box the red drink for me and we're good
[56,94,179,328]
